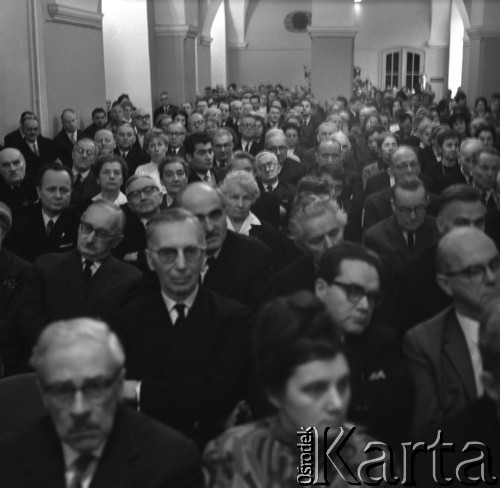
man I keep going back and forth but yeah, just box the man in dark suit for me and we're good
[0,317,203,487]
[315,243,412,446]
[83,107,108,139]
[404,228,500,437]
[185,133,224,186]
[112,175,162,271]
[115,209,251,446]
[165,121,186,158]
[235,114,263,156]
[3,111,36,148]
[113,122,148,175]
[11,115,58,177]
[375,184,487,336]
[364,179,438,279]
[486,169,500,249]
[299,99,321,148]
[363,145,433,231]
[225,100,242,133]
[6,163,79,262]
[265,129,306,187]
[469,147,500,209]
[52,108,85,168]
[11,200,141,370]
[153,90,179,124]
[178,182,272,309]
[70,138,100,213]
[212,128,234,170]
[301,121,338,173]
[0,148,37,220]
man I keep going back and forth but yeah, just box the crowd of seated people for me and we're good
[1,82,500,485]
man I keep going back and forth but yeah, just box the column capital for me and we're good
[308,26,357,39]
[199,35,213,47]
[227,42,248,51]
[466,26,500,40]
[47,3,102,29]
[155,24,199,39]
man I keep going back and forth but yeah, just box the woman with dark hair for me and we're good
[203,292,378,487]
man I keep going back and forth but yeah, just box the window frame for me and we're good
[382,48,425,91]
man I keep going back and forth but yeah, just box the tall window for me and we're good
[383,49,423,91]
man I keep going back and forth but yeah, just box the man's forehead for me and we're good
[182,188,222,211]
[478,153,500,167]
[0,149,23,163]
[151,220,202,244]
[395,188,426,204]
[128,178,155,192]
[194,142,212,152]
[41,170,71,186]
[76,140,95,151]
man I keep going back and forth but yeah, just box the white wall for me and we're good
[210,1,227,86]
[449,0,464,97]
[102,0,152,112]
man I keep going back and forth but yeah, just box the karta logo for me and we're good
[296,427,497,485]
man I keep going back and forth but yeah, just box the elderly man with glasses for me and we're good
[404,227,500,437]
[12,201,141,374]
[113,209,252,448]
[0,317,203,486]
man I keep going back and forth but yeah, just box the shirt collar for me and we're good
[456,310,480,345]
[73,168,91,180]
[226,212,261,235]
[161,286,199,314]
[62,441,105,470]
[42,209,61,226]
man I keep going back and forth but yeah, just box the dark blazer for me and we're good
[187,167,225,185]
[0,176,37,220]
[299,117,320,148]
[427,162,462,194]
[3,128,24,149]
[278,157,307,187]
[13,136,58,177]
[364,170,390,198]
[14,249,142,361]
[248,221,288,270]
[404,306,478,436]
[347,324,413,446]
[234,140,264,156]
[83,122,101,140]
[364,215,438,278]
[204,230,273,309]
[255,178,295,229]
[70,172,100,213]
[114,145,150,175]
[6,205,80,262]
[114,283,251,446]
[374,243,452,336]
[52,129,84,167]
[363,187,438,232]
[301,147,316,174]
[266,255,316,298]
[165,145,186,158]
[0,406,203,488]
[251,190,281,228]
[153,104,179,123]
[486,206,500,250]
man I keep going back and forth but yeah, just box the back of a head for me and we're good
[253,291,345,394]
[437,184,483,216]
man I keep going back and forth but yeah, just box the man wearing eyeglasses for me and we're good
[212,128,234,170]
[114,209,251,447]
[165,121,186,158]
[235,115,263,156]
[264,129,306,187]
[364,178,438,279]
[404,226,500,436]
[11,201,141,373]
[112,175,162,271]
[0,317,203,486]
[315,242,412,446]
[131,108,152,155]
[69,138,100,213]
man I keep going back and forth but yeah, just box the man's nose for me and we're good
[70,390,91,416]
[325,386,344,412]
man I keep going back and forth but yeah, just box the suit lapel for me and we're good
[91,408,138,488]
[443,312,477,401]
[61,250,86,308]
[385,218,412,260]
[86,256,118,310]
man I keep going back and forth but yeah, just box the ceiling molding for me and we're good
[47,3,102,29]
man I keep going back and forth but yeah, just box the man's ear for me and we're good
[390,198,396,214]
[315,278,327,301]
[36,186,42,200]
[185,153,192,164]
[436,273,453,297]
[145,249,155,272]
[266,389,282,411]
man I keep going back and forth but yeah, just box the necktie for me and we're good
[483,192,489,206]
[71,132,77,144]
[244,143,250,153]
[32,142,39,156]
[74,174,82,189]
[173,303,186,327]
[70,453,95,488]
[46,219,54,235]
[203,174,210,182]
[266,185,273,192]
[407,231,415,251]
[83,260,93,286]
